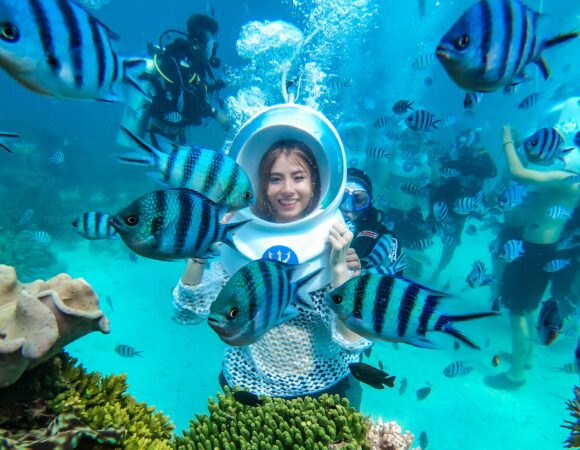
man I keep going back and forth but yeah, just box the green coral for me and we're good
[0,353,174,450]
[173,385,370,450]
[564,386,580,448]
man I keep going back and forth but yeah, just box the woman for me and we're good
[484,125,580,390]
[173,138,369,407]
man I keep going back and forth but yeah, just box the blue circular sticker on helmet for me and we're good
[261,246,299,264]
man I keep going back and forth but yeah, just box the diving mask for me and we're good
[340,181,371,212]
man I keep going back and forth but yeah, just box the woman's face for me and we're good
[267,153,313,223]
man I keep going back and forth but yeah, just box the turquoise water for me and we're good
[1,0,580,449]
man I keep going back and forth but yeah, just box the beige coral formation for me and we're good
[366,417,418,450]
[0,265,110,388]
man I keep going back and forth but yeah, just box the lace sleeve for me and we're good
[172,262,229,325]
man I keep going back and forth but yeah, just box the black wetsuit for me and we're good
[349,206,390,260]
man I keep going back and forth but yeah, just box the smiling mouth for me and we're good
[279,199,298,207]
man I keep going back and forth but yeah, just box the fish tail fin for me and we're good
[384,375,396,388]
[535,57,550,80]
[432,119,443,129]
[117,151,153,166]
[293,268,323,309]
[440,312,500,350]
[221,219,252,248]
[136,351,143,357]
[123,57,152,101]
[119,126,159,159]
[543,32,579,50]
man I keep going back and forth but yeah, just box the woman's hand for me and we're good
[346,248,362,277]
[328,221,354,287]
[502,125,513,145]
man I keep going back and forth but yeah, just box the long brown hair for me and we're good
[253,140,321,222]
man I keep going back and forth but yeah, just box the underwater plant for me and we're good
[0,353,174,450]
[173,385,370,450]
[564,386,580,448]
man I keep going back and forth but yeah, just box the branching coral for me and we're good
[0,353,174,450]
[173,385,370,450]
[365,417,417,450]
[564,386,580,448]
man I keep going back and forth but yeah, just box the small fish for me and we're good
[498,183,528,209]
[453,195,481,215]
[110,189,250,261]
[17,208,34,226]
[524,128,574,166]
[398,377,408,395]
[392,100,414,115]
[105,294,113,312]
[32,231,52,244]
[0,131,19,153]
[373,115,397,128]
[163,112,183,123]
[433,201,450,225]
[443,361,474,378]
[114,344,142,357]
[440,167,460,179]
[537,298,563,345]
[405,110,441,131]
[366,147,392,159]
[348,362,396,390]
[543,259,571,273]
[409,238,434,251]
[436,0,578,92]
[492,355,500,367]
[208,260,321,346]
[465,260,495,289]
[233,390,264,407]
[556,362,579,374]
[416,385,432,400]
[412,53,436,70]
[419,430,429,449]
[496,239,525,263]
[385,129,402,141]
[463,92,483,109]
[48,150,65,164]
[546,206,573,220]
[119,127,255,210]
[327,273,499,349]
[401,183,426,196]
[72,212,119,240]
[518,93,541,109]
[328,78,352,92]
[0,0,146,101]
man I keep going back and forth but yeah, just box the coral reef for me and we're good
[173,385,370,450]
[0,353,174,450]
[0,265,110,388]
[564,386,580,448]
[365,417,417,450]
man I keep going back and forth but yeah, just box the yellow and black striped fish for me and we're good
[327,273,499,349]
[0,0,145,101]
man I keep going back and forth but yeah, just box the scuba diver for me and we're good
[340,168,395,261]
[119,14,230,147]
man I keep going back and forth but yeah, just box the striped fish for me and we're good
[546,205,573,220]
[0,0,145,101]
[409,238,433,251]
[327,273,499,349]
[433,201,450,224]
[412,53,435,70]
[524,128,575,166]
[17,208,34,225]
[556,362,579,374]
[72,211,119,240]
[463,92,483,109]
[392,100,414,115]
[400,183,426,195]
[543,259,571,273]
[208,260,321,346]
[114,344,142,357]
[163,111,183,123]
[0,131,19,153]
[405,110,441,131]
[440,167,460,179]
[465,260,494,288]
[118,127,255,210]
[32,230,52,243]
[366,146,392,159]
[498,182,527,209]
[453,195,481,215]
[328,78,351,92]
[443,361,474,377]
[373,115,397,128]
[536,298,562,345]
[364,236,408,276]
[110,188,250,261]
[518,92,541,109]
[384,129,401,141]
[496,239,525,262]
[48,149,65,164]
[436,0,578,92]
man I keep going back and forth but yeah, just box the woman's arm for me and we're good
[180,258,207,286]
[502,125,578,192]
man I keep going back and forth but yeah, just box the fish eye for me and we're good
[454,34,470,50]
[331,295,343,304]
[228,307,238,320]
[125,215,139,226]
[531,139,538,146]
[0,22,19,42]
[243,191,252,200]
